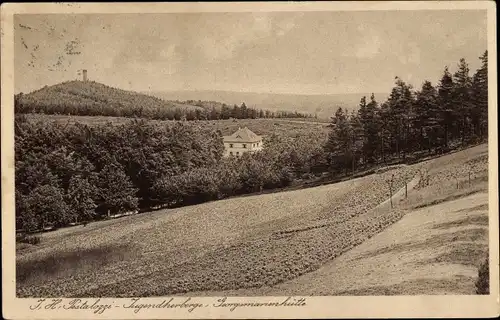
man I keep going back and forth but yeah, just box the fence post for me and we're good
[389,173,394,209]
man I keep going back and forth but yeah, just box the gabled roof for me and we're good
[223,127,262,142]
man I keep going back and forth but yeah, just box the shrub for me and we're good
[16,234,41,245]
[475,253,489,294]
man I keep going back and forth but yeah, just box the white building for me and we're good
[223,127,263,157]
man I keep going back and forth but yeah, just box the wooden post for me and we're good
[389,174,394,209]
[469,171,471,187]
[352,153,355,177]
[405,181,408,199]
[389,185,393,208]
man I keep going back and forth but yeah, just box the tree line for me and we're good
[324,52,488,174]
[180,99,314,120]
[15,97,313,121]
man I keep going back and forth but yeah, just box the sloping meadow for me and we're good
[17,162,421,297]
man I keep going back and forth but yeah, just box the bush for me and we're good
[16,234,41,245]
[475,253,489,294]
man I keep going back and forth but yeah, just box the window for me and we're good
[230,151,233,156]
[243,144,247,148]
[229,144,233,148]
[236,152,239,155]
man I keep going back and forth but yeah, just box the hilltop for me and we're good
[149,90,389,119]
[15,81,203,114]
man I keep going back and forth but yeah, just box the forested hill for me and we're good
[14,81,312,120]
[15,80,203,117]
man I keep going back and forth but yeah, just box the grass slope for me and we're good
[16,144,489,297]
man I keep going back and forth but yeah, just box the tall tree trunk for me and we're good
[352,153,355,176]
[462,115,467,146]
[444,124,449,149]
[381,135,385,163]
[420,126,424,152]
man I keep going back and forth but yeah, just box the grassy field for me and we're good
[16,144,489,297]
[23,114,330,138]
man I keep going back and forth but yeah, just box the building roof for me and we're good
[223,127,262,143]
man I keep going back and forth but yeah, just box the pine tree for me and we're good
[221,104,231,119]
[357,96,368,162]
[437,67,455,149]
[349,110,363,173]
[231,104,240,119]
[240,102,248,119]
[414,81,439,152]
[359,93,381,164]
[471,50,488,139]
[385,77,414,159]
[453,58,473,144]
[377,101,391,163]
[324,107,353,174]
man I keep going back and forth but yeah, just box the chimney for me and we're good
[82,69,88,82]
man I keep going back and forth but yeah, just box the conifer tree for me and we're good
[453,58,473,144]
[414,81,439,152]
[359,93,381,164]
[325,107,353,174]
[437,67,455,149]
[471,50,488,139]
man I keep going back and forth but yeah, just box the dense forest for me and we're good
[15,116,325,232]
[324,52,488,174]
[15,52,488,233]
[14,81,313,121]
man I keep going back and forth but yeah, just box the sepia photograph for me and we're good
[1,1,498,319]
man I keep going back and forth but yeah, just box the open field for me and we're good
[16,144,489,297]
[22,114,330,137]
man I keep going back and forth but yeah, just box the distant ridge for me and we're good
[17,81,203,112]
[148,90,389,119]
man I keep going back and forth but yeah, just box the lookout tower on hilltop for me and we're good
[82,69,88,82]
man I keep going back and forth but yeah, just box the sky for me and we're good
[14,10,487,95]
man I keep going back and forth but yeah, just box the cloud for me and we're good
[198,36,240,61]
[340,25,382,60]
[252,13,272,34]
[197,13,275,61]
[275,13,303,37]
[355,34,381,59]
[159,43,177,59]
[398,42,421,65]
[196,13,306,61]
